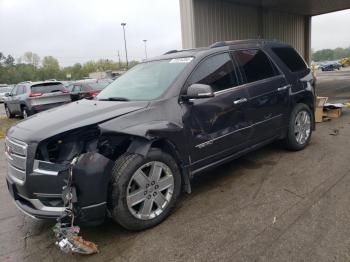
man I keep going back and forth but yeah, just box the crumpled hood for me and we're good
[7,99,149,142]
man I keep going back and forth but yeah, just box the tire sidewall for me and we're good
[22,107,28,119]
[287,103,312,150]
[111,149,182,230]
[5,105,11,118]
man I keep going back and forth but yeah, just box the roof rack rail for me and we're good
[163,48,197,55]
[163,50,178,55]
[209,41,227,48]
[209,39,273,49]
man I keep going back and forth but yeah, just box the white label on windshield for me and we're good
[169,57,193,63]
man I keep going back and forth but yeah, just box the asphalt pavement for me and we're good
[1,70,350,261]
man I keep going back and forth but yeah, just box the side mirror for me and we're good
[5,93,10,97]
[183,84,214,100]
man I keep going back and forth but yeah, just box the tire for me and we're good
[5,105,15,118]
[109,148,182,231]
[21,106,29,119]
[284,103,313,151]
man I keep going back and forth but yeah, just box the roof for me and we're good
[23,81,63,86]
[223,0,350,16]
[149,39,289,61]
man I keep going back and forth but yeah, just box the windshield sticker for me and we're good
[169,57,193,64]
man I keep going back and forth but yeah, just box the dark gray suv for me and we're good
[4,81,71,118]
[6,40,315,231]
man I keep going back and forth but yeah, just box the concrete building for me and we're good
[179,0,350,63]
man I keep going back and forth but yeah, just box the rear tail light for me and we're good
[61,88,69,93]
[29,92,43,97]
[89,91,99,97]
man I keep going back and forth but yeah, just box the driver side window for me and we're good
[11,86,18,96]
[188,53,239,93]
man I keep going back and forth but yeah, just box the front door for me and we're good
[182,52,252,170]
[6,85,19,113]
[232,49,289,142]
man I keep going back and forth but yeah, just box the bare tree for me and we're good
[32,53,40,68]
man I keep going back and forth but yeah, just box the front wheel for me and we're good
[5,105,15,118]
[109,149,182,231]
[284,103,313,151]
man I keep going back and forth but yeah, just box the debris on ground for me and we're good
[273,217,277,224]
[315,97,344,123]
[329,129,340,136]
[54,157,99,255]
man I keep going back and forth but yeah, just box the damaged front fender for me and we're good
[72,152,114,225]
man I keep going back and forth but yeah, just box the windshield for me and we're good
[97,58,192,101]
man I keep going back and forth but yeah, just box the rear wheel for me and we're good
[284,103,312,151]
[5,105,14,118]
[21,106,29,119]
[109,149,182,231]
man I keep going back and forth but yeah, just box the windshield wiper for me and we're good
[98,97,130,101]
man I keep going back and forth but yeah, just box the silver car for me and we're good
[0,86,12,103]
[4,81,71,118]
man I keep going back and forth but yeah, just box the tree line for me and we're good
[312,47,350,62]
[0,51,138,84]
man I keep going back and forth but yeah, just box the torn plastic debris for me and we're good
[53,156,99,255]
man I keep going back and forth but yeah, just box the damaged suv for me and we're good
[5,40,315,230]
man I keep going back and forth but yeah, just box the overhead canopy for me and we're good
[224,0,350,16]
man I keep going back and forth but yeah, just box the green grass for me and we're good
[0,116,19,139]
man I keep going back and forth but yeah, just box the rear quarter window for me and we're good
[31,83,65,93]
[272,47,307,72]
[233,49,279,83]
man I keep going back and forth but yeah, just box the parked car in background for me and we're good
[320,62,341,71]
[68,78,111,101]
[5,40,315,230]
[4,81,71,118]
[0,86,13,102]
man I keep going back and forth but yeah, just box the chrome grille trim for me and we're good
[5,137,27,156]
[5,137,28,183]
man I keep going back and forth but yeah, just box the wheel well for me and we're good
[151,139,184,167]
[151,139,191,193]
[294,96,316,130]
[295,96,314,111]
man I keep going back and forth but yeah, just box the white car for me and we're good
[0,86,13,103]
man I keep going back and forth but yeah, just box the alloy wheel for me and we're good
[22,109,27,119]
[294,110,311,145]
[126,161,174,220]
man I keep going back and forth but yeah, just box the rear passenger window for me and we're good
[188,53,239,92]
[233,49,278,83]
[31,83,65,94]
[272,47,307,72]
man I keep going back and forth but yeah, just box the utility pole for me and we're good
[143,40,148,60]
[117,50,121,68]
[121,22,128,69]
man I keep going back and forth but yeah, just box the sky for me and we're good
[0,0,349,67]
[312,9,350,51]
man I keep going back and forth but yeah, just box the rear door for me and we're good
[183,52,252,170]
[232,49,289,142]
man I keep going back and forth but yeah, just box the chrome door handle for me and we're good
[233,98,248,105]
[277,85,291,92]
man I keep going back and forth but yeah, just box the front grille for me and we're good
[5,137,28,183]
